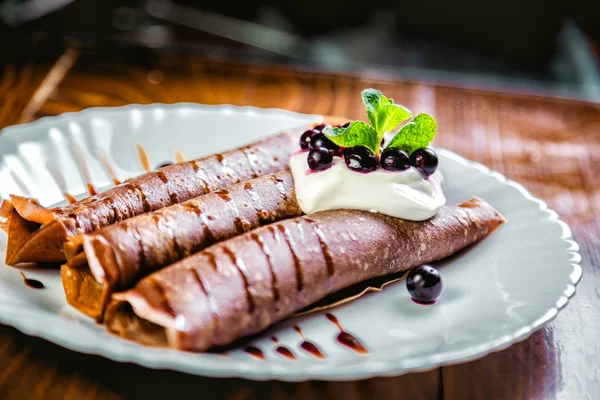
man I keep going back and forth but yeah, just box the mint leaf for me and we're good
[386,113,437,154]
[361,89,412,139]
[324,121,379,153]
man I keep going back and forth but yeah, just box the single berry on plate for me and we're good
[307,148,334,171]
[342,146,377,173]
[406,265,442,304]
[381,148,411,171]
[300,129,315,150]
[310,133,340,154]
[410,148,438,177]
[157,162,173,168]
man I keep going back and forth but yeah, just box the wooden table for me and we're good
[1,48,599,400]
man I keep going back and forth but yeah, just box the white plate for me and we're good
[0,104,582,381]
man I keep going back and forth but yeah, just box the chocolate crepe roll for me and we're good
[105,197,505,351]
[61,171,302,321]
[0,117,346,266]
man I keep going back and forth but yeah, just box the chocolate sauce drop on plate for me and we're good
[300,341,324,359]
[325,313,368,354]
[20,272,44,289]
[275,346,296,360]
[136,143,151,172]
[173,148,186,163]
[294,326,325,359]
[269,336,296,359]
[87,183,97,196]
[244,346,265,360]
[64,193,77,204]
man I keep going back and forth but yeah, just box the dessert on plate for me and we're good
[1,88,506,353]
[102,88,505,349]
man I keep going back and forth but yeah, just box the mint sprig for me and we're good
[323,122,379,154]
[386,113,437,154]
[323,88,436,157]
[361,89,412,139]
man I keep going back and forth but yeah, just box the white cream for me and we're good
[290,152,446,221]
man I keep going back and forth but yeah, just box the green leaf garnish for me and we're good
[323,121,379,154]
[361,88,412,141]
[322,88,436,157]
[386,113,437,154]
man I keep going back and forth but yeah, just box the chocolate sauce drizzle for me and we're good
[136,143,151,172]
[189,268,220,333]
[269,176,288,200]
[241,147,260,178]
[154,281,176,317]
[294,326,325,359]
[216,189,245,234]
[130,183,152,213]
[133,227,148,272]
[304,218,334,277]
[64,193,77,204]
[276,346,296,360]
[271,337,296,360]
[244,182,268,224]
[276,224,303,292]
[325,313,368,354]
[244,346,265,360]
[183,203,216,247]
[206,252,218,271]
[156,171,169,184]
[223,247,255,313]
[156,171,178,203]
[250,232,279,301]
[20,272,44,289]
[173,148,186,163]
[87,183,97,196]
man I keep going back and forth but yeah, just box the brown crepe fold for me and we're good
[61,171,302,321]
[104,197,506,351]
[0,118,347,266]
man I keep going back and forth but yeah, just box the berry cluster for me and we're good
[300,126,438,177]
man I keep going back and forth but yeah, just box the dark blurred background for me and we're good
[0,0,599,101]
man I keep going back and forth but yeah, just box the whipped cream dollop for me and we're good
[290,152,446,221]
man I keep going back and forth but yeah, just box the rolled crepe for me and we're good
[61,171,302,321]
[105,197,505,351]
[0,118,345,266]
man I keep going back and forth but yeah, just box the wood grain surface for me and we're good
[0,50,599,400]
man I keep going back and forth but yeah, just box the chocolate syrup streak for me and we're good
[87,183,97,196]
[173,148,186,163]
[20,272,44,289]
[270,337,296,360]
[64,193,77,204]
[244,346,265,360]
[136,143,151,172]
[276,346,296,360]
[325,313,368,354]
[294,326,325,359]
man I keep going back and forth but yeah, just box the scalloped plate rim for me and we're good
[0,102,324,138]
